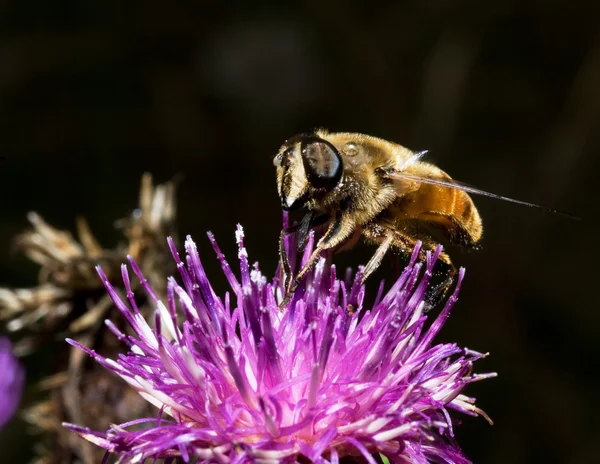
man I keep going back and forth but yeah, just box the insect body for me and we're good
[273,129,564,306]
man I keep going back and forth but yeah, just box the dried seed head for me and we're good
[0,173,179,464]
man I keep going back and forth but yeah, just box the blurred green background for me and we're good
[0,1,598,463]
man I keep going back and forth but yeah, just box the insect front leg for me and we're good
[279,214,355,310]
[279,229,292,291]
[279,212,331,287]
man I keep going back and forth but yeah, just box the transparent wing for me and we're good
[387,170,580,220]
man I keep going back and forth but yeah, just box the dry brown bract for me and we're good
[0,173,178,464]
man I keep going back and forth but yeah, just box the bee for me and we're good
[273,129,569,306]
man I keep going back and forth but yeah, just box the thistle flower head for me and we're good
[0,337,24,429]
[65,225,494,463]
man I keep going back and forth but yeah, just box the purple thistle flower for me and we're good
[0,337,24,429]
[65,225,495,463]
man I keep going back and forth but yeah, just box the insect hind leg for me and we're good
[363,223,457,310]
[422,252,457,312]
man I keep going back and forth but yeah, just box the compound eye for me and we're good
[301,138,343,190]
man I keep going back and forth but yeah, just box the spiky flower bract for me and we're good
[65,224,494,463]
[0,337,24,429]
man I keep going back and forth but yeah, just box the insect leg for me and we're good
[282,212,330,250]
[424,262,457,312]
[280,214,354,309]
[413,235,457,311]
[361,234,393,285]
[279,229,292,290]
[363,222,454,295]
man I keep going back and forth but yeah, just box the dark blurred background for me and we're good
[0,1,598,463]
